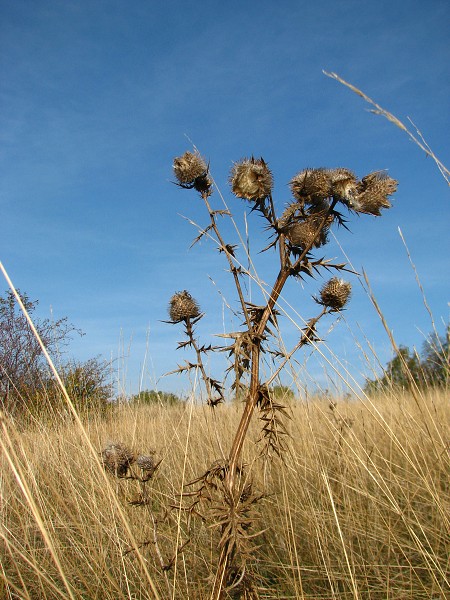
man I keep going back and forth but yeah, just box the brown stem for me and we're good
[186,318,210,393]
[185,317,220,405]
[212,202,337,598]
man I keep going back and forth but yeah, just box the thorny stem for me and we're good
[185,317,217,405]
[227,201,338,481]
[212,201,338,598]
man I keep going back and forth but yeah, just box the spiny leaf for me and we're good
[190,224,214,248]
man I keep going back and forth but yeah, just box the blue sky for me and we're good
[1,0,449,398]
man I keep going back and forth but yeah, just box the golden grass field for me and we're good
[1,387,448,599]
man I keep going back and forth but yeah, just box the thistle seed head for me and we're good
[230,157,273,201]
[137,454,157,481]
[289,168,332,204]
[101,441,135,477]
[352,171,398,215]
[136,454,154,469]
[169,290,201,323]
[319,278,352,310]
[173,151,212,194]
[329,168,358,202]
[286,217,329,250]
[137,454,155,472]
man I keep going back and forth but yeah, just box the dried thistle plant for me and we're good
[101,441,161,484]
[169,150,398,597]
[101,441,135,477]
[166,290,224,406]
[101,440,177,594]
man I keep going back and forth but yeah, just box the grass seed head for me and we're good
[320,277,352,310]
[169,290,201,323]
[230,157,273,201]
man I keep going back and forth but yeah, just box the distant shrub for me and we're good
[130,389,182,406]
[57,357,113,413]
[0,289,79,416]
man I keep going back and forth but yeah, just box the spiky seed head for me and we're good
[308,198,332,214]
[320,278,352,310]
[137,454,155,471]
[230,157,273,201]
[173,151,207,185]
[352,171,398,216]
[101,441,135,477]
[137,454,157,481]
[169,290,201,323]
[173,151,212,194]
[287,217,329,249]
[329,168,358,201]
[289,168,332,204]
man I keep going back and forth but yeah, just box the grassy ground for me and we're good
[1,387,448,599]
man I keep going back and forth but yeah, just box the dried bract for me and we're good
[230,157,273,201]
[319,277,352,310]
[329,167,357,202]
[169,290,201,323]
[290,168,331,204]
[102,441,135,477]
[352,171,398,215]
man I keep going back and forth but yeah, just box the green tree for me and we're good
[365,326,449,393]
[421,326,449,386]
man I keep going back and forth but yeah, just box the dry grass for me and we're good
[1,388,448,599]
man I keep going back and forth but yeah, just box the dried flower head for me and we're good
[286,215,330,250]
[173,151,212,194]
[101,441,135,477]
[319,278,352,310]
[329,168,358,202]
[136,454,154,470]
[290,168,332,204]
[136,454,156,480]
[352,171,398,215]
[169,290,201,323]
[230,157,273,201]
